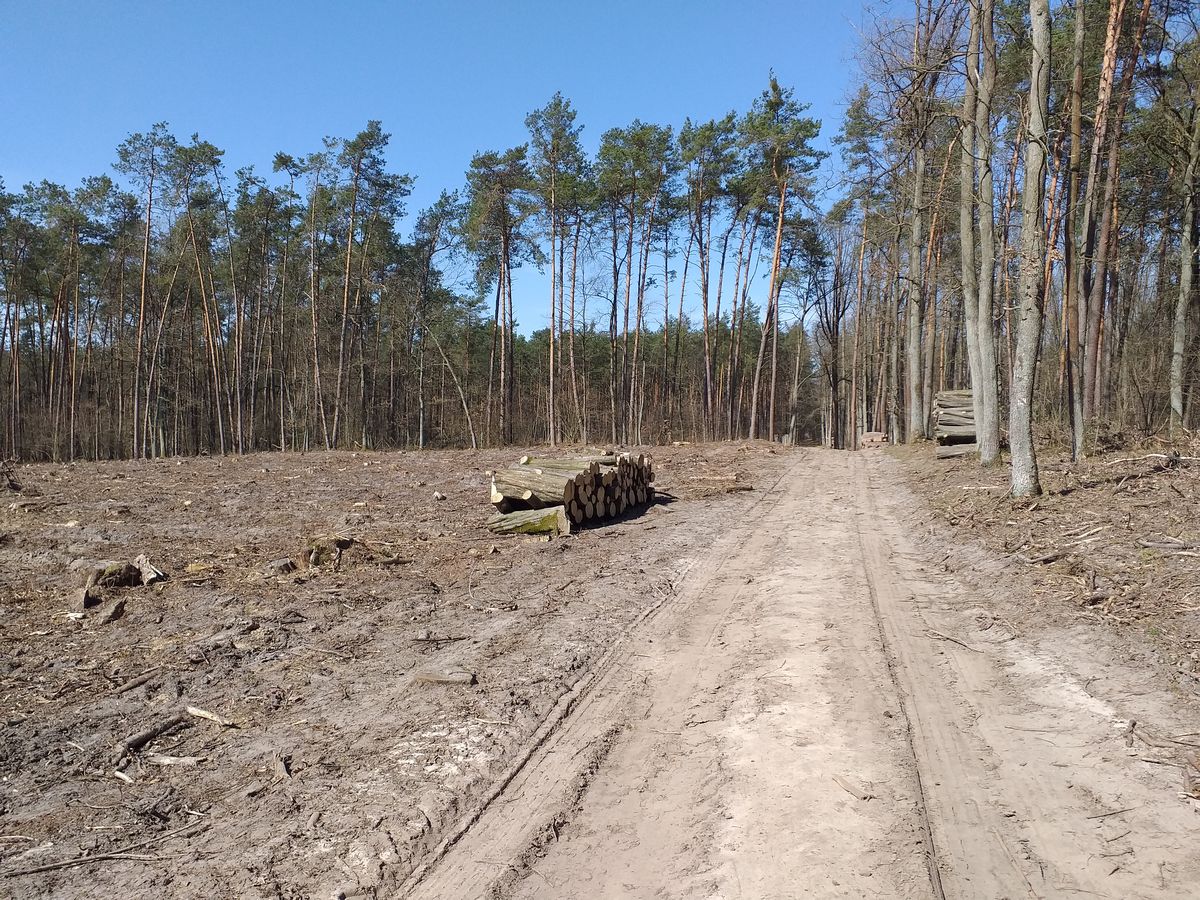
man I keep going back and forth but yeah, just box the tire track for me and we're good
[398,459,801,898]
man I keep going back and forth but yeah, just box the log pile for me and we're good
[860,431,888,450]
[933,390,977,459]
[486,451,656,535]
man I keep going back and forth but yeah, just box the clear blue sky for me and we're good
[1,0,862,331]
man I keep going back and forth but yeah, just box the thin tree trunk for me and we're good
[960,1,982,456]
[1011,0,1050,498]
[1172,112,1200,434]
[132,153,156,458]
[749,184,787,439]
[1065,0,1086,459]
[331,159,361,448]
[975,0,1001,464]
[1077,0,1127,437]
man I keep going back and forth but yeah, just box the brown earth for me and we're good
[2,443,1199,899]
[900,443,1200,705]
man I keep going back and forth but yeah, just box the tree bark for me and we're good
[975,0,1001,465]
[1010,0,1051,499]
[959,1,982,459]
[1065,0,1086,460]
[1172,111,1200,434]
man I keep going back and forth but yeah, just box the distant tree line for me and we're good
[6,0,1198,501]
[0,78,827,461]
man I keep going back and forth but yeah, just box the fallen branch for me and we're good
[1086,806,1139,820]
[412,631,468,644]
[832,775,875,801]
[1137,537,1198,551]
[927,630,982,653]
[1100,453,1200,466]
[185,706,235,728]
[1017,550,1067,565]
[412,670,477,686]
[111,667,164,696]
[2,823,206,878]
[112,712,190,765]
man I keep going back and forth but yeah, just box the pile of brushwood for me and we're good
[487,451,656,535]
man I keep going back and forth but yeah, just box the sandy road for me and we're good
[402,450,1199,899]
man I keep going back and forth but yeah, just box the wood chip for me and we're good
[185,706,236,728]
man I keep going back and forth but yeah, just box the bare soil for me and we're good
[410,449,1200,899]
[0,444,785,899]
[898,444,1200,710]
[3,443,1199,899]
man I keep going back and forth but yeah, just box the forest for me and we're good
[1,0,1197,497]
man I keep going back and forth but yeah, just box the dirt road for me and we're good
[404,450,1200,899]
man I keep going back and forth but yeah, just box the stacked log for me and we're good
[485,506,571,536]
[933,390,977,459]
[486,451,656,534]
[860,431,888,450]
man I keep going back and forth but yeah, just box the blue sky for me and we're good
[2,0,862,331]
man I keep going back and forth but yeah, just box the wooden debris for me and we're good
[0,459,19,492]
[935,443,978,459]
[833,775,876,801]
[413,670,478,686]
[185,705,235,727]
[933,391,976,459]
[111,667,163,695]
[486,506,571,536]
[490,450,655,526]
[134,554,166,585]
[95,598,126,625]
[94,562,141,589]
[307,534,353,568]
[1,823,207,878]
[1137,536,1198,551]
[860,431,888,450]
[413,630,468,644]
[147,754,206,767]
[77,585,102,610]
[927,629,982,652]
[264,557,297,577]
[113,711,191,765]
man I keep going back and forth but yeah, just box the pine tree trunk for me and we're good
[568,216,584,442]
[1077,0,1127,438]
[1065,0,1086,460]
[749,183,787,439]
[132,153,155,459]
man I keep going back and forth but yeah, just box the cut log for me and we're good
[488,450,655,530]
[934,424,978,438]
[933,392,974,409]
[935,443,978,459]
[486,506,571,536]
[519,454,614,469]
[936,414,976,427]
[491,468,575,508]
